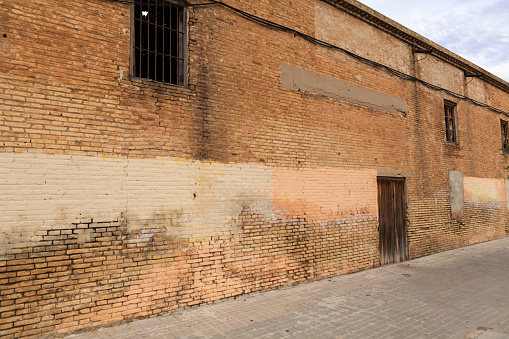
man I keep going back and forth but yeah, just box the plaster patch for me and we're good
[464,177,505,205]
[449,171,464,218]
[0,152,274,250]
[280,63,408,115]
[273,167,378,221]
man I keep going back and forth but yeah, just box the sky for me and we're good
[358,0,509,82]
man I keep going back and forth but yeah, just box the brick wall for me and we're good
[1,0,508,337]
[0,210,378,337]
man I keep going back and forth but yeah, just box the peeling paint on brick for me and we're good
[1,0,509,336]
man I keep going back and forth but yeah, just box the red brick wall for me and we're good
[1,0,508,337]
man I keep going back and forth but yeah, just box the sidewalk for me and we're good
[67,237,509,339]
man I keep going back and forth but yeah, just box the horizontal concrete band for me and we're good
[280,62,409,115]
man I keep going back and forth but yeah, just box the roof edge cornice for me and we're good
[322,0,509,93]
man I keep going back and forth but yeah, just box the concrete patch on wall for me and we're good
[463,176,506,206]
[449,170,464,218]
[273,167,378,221]
[280,63,408,115]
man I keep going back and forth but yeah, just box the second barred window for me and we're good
[444,101,458,144]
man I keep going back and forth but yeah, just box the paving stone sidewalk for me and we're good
[67,237,509,339]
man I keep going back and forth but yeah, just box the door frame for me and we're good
[377,176,408,265]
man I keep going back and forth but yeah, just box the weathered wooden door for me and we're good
[378,177,407,265]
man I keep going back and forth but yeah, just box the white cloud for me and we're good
[358,0,509,81]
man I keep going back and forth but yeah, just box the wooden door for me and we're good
[378,177,407,265]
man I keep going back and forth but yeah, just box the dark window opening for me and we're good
[132,0,186,85]
[501,120,509,153]
[444,101,457,144]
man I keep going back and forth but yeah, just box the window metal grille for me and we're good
[444,101,457,143]
[501,120,509,153]
[132,0,186,85]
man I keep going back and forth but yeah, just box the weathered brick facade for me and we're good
[1,0,508,337]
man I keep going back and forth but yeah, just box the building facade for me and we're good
[1,0,509,336]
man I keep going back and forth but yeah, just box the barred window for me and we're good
[132,0,186,85]
[444,101,457,144]
[501,120,509,153]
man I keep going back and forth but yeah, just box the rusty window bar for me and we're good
[133,0,185,85]
[501,120,509,153]
[444,101,457,144]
